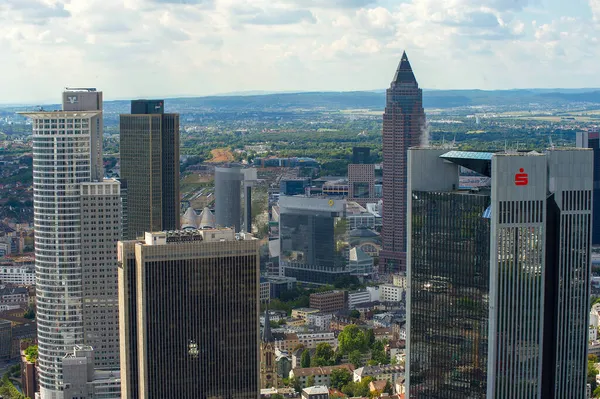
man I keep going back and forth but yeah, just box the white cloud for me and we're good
[0,0,599,102]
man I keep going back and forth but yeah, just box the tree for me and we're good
[348,350,363,368]
[594,385,600,398]
[24,345,38,363]
[271,395,284,399]
[307,375,315,387]
[383,380,393,394]
[349,309,360,319]
[301,350,311,368]
[23,306,35,320]
[366,328,375,346]
[338,324,368,354]
[312,343,334,366]
[330,368,353,389]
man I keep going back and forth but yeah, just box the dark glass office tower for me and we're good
[278,196,348,284]
[118,229,260,399]
[120,100,180,239]
[577,129,600,245]
[381,51,426,273]
[407,149,490,398]
[406,148,593,399]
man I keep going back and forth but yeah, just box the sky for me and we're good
[0,0,599,103]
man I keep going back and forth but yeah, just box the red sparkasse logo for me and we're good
[515,168,528,186]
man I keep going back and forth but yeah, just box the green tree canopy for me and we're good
[301,350,311,368]
[312,343,334,366]
[348,350,364,368]
[330,368,353,389]
[338,324,368,354]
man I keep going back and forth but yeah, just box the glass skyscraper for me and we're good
[407,148,593,399]
[278,196,347,284]
[120,100,180,239]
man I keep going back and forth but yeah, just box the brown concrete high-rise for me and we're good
[380,51,426,273]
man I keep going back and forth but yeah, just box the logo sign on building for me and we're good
[67,96,78,104]
[515,168,529,186]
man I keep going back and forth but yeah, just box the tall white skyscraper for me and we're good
[22,89,121,399]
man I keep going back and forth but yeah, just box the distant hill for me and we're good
[159,89,600,111]
[6,88,600,114]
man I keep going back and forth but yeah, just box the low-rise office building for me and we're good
[309,291,346,313]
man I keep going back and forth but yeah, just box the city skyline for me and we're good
[1,0,600,103]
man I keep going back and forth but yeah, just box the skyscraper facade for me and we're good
[576,129,600,245]
[23,89,123,398]
[118,229,260,399]
[214,165,256,233]
[381,52,426,273]
[407,149,490,398]
[278,196,347,284]
[406,148,593,399]
[120,100,180,240]
[81,180,122,369]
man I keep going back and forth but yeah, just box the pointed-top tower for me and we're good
[380,50,426,273]
[392,51,417,86]
[262,306,274,343]
[260,307,278,388]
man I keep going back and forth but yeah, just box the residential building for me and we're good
[0,287,28,306]
[22,89,118,398]
[119,100,180,239]
[379,284,404,303]
[274,333,300,353]
[380,51,426,273]
[62,346,120,399]
[291,308,321,320]
[354,364,404,384]
[0,264,35,285]
[307,313,333,330]
[289,364,354,389]
[302,386,329,399]
[118,229,260,399]
[279,196,348,284]
[309,291,346,313]
[406,148,593,398]
[577,128,600,245]
[260,278,270,302]
[297,332,337,350]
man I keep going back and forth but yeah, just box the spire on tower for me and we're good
[262,306,274,343]
[392,51,417,85]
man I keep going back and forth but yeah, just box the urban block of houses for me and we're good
[290,364,355,389]
[353,364,405,384]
